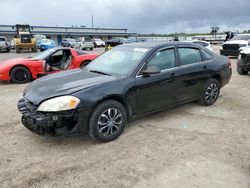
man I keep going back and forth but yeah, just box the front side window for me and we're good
[178,48,202,65]
[147,48,176,71]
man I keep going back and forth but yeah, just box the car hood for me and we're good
[223,40,248,45]
[24,69,116,105]
[240,47,250,54]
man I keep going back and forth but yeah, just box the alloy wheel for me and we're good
[205,83,219,103]
[97,108,122,137]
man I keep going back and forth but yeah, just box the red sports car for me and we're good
[0,47,98,83]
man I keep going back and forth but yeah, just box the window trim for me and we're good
[136,46,177,77]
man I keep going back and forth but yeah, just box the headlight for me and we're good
[37,96,80,112]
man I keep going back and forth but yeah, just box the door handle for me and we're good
[170,73,178,77]
[203,66,207,71]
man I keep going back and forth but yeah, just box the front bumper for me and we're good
[0,46,9,51]
[220,49,240,56]
[17,98,89,136]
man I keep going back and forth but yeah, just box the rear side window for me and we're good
[178,48,202,65]
[147,48,176,70]
[201,50,213,60]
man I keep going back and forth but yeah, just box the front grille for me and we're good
[18,98,38,114]
[21,36,31,43]
[223,44,239,50]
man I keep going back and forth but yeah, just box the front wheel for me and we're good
[237,66,248,75]
[198,78,220,106]
[88,100,127,142]
[10,66,32,84]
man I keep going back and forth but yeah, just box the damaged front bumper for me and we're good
[17,98,89,136]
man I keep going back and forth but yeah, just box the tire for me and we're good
[198,78,220,106]
[6,48,10,53]
[16,47,21,53]
[88,100,127,142]
[80,60,91,69]
[10,66,32,84]
[32,47,37,52]
[90,48,93,51]
[237,66,248,75]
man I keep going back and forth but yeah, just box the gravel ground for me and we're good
[0,46,249,188]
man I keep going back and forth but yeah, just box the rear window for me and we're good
[85,38,92,42]
[76,50,88,55]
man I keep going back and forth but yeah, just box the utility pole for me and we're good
[91,15,94,28]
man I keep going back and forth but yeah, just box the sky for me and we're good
[0,0,250,34]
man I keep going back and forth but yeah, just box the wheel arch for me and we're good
[91,95,133,121]
[211,74,222,86]
[80,59,92,68]
[9,64,34,80]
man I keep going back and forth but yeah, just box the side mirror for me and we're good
[141,66,161,77]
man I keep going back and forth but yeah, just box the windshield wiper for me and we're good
[89,70,111,76]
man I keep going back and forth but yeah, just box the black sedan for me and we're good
[18,42,232,142]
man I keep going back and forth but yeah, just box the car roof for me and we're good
[120,41,202,49]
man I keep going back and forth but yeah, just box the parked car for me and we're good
[75,37,94,50]
[40,39,56,51]
[220,34,250,56]
[191,41,213,51]
[237,48,250,75]
[34,34,46,48]
[17,42,232,142]
[0,36,11,53]
[92,38,105,48]
[105,38,129,51]
[0,47,98,84]
[10,39,16,50]
[62,38,76,48]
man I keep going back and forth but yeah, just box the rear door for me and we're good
[135,47,182,114]
[177,46,212,101]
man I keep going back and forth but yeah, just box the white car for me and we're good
[93,38,105,47]
[75,37,94,51]
[184,40,213,51]
[220,34,250,56]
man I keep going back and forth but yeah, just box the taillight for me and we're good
[228,58,232,67]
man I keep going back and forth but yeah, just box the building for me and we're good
[0,24,137,45]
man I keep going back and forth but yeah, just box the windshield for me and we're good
[67,38,76,42]
[32,48,56,60]
[85,47,149,76]
[232,35,250,41]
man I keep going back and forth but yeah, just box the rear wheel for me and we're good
[198,78,220,106]
[237,66,248,75]
[32,47,37,52]
[10,66,32,84]
[88,100,127,142]
[16,47,21,53]
[80,60,91,69]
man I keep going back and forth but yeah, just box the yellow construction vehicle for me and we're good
[14,24,37,53]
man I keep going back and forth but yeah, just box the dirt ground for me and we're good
[0,47,249,188]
